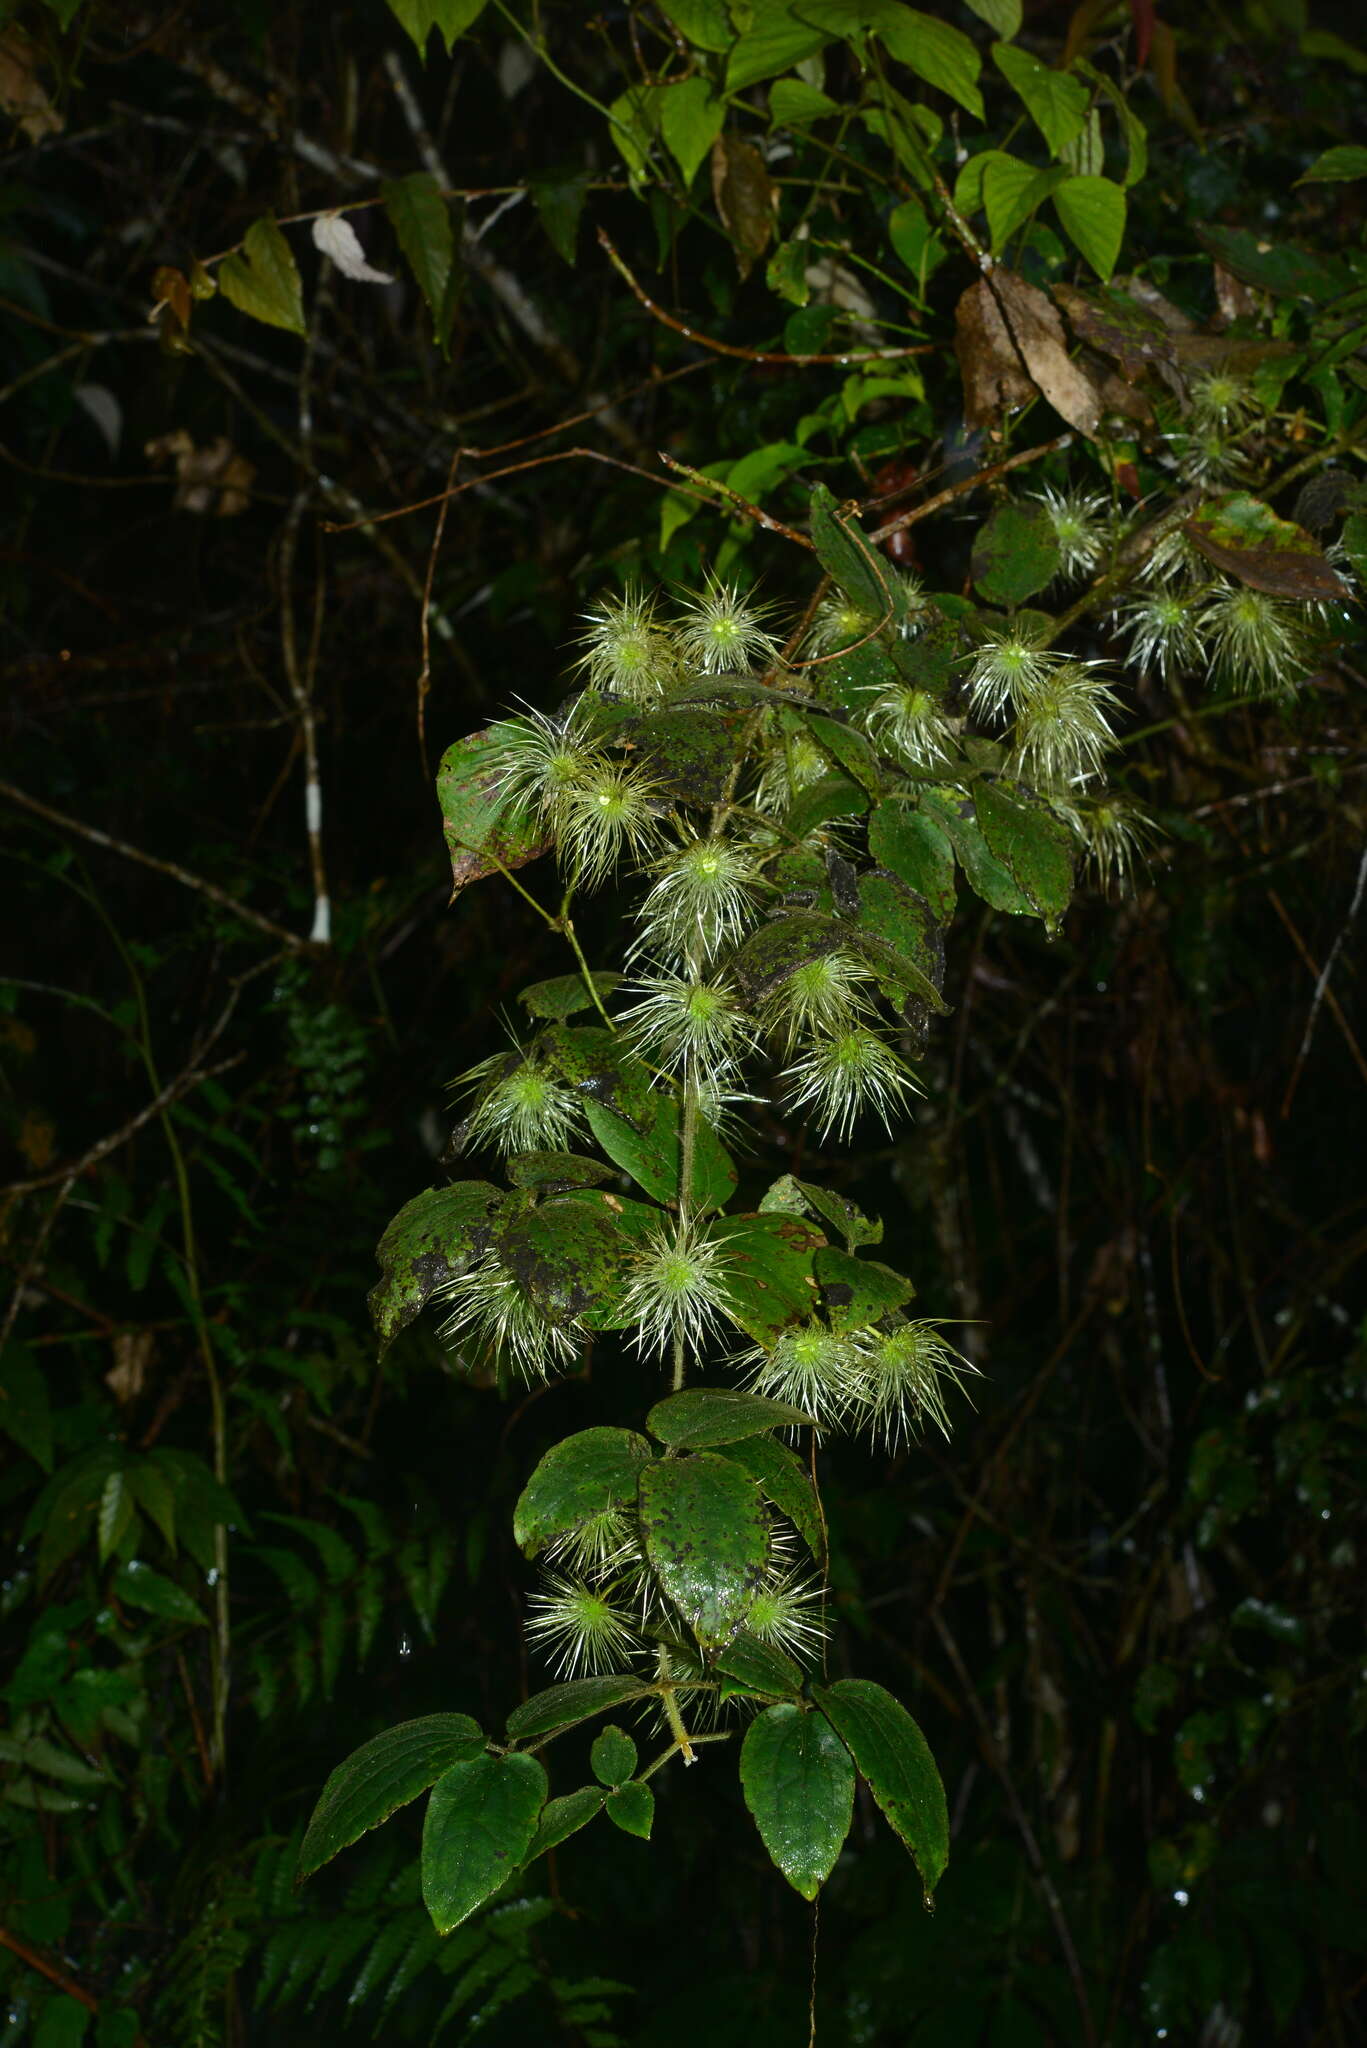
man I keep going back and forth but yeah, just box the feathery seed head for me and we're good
[438,1251,584,1384]
[676,575,779,675]
[1119,589,1205,680]
[617,969,758,1087]
[782,1025,920,1141]
[556,758,667,888]
[525,1573,639,1678]
[576,586,681,700]
[621,1218,739,1366]
[866,683,956,769]
[458,1049,587,1156]
[1034,486,1109,580]
[634,834,765,968]
[1009,662,1119,786]
[965,625,1059,721]
[744,1567,829,1663]
[740,1323,869,1432]
[1199,582,1307,694]
[863,1321,977,1450]
[760,950,878,1049]
[484,703,602,823]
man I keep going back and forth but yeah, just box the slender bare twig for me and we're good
[597,226,934,367]
[0,778,308,950]
[1282,841,1367,1118]
[868,434,1074,544]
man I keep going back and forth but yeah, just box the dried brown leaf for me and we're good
[958,270,1103,437]
[711,134,776,280]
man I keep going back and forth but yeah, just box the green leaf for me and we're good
[638,1452,769,1652]
[660,76,725,187]
[382,174,454,344]
[813,1246,914,1329]
[982,155,1069,253]
[971,501,1060,606]
[422,1751,547,1935]
[805,713,883,797]
[531,172,590,265]
[437,727,553,893]
[963,0,1020,34]
[1300,27,1367,73]
[507,1675,649,1741]
[868,805,956,925]
[741,1704,855,1898]
[715,1629,805,1700]
[109,1560,204,1626]
[716,1211,826,1347]
[217,218,305,336]
[299,1714,486,1880]
[759,1174,883,1250]
[619,707,745,805]
[973,780,1075,929]
[1053,176,1126,283]
[921,787,1034,916]
[660,0,732,52]
[97,1471,133,1566]
[769,77,841,126]
[1184,492,1349,602]
[720,1435,826,1568]
[385,0,488,56]
[646,1387,815,1448]
[1297,144,1367,184]
[850,871,948,1011]
[877,10,984,119]
[766,238,810,306]
[812,1678,949,1899]
[991,43,1088,155]
[513,1427,655,1560]
[32,1997,91,2048]
[519,970,621,1020]
[887,197,948,294]
[0,1341,53,1471]
[809,483,896,618]
[495,1197,634,1327]
[606,1779,654,1838]
[784,772,870,839]
[590,1724,638,1787]
[727,17,831,92]
[1196,224,1352,305]
[521,1785,606,1864]
[584,1067,736,1213]
[1341,512,1367,583]
[505,1150,617,1191]
[368,1181,506,1353]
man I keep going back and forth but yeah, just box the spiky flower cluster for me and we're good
[524,1498,827,1681]
[1033,486,1109,582]
[741,1317,977,1444]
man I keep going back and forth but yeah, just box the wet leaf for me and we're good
[618,707,743,803]
[513,1427,655,1560]
[971,501,1061,607]
[716,1631,805,1700]
[813,1245,914,1329]
[494,1197,634,1327]
[368,1181,506,1353]
[521,1785,605,1864]
[741,1704,855,1898]
[507,1675,649,1741]
[805,713,883,796]
[868,805,957,925]
[1052,280,1175,379]
[992,43,1088,154]
[504,1150,617,1191]
[784,772,871,839]
[606,1779,654,1837]
[218,218,305,336]
[716,1210,826,1347]
[809,483,897,618]
[518,971,621,1020]
[299,1714,485,1879]
[973,779,1075,927]
[812,1678,949,1900]
[661,75,725,187]
[590,1724,638,1787]
[583,1061,737,1212]
[921,787,1034,916]
[1185,493,1350,601]
[711,132,776,278]
[638,1451,768,1651]
[646,1387,816,1449]
[422,1751,546,1935]
[760,1174,883,1250]
[718,1434,826,1566]
[437,728,553,893]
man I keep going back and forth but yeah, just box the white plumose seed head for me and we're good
[965,626,1059,721]
[760,951,879,1050]
[1119,589,1205,680]
[1033,486,1109,581]
[634,835,765,968]
[458,1050,587,1156]
[1199,582,1306,694]
[782,1025,920,1141]
[438,1252,584,1384]
[556,759,667,889]
[525,1573,639,1677]
[744,1567,829,1662]
[740,1323,869,1432]
[576,586,681,700]
[863,1321,978,1450]
[1010,662,1119,786]
[620,1218,739,1365]
[675,575,779,675]
[616,969,758,1088]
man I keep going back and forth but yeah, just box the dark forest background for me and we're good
[1,2,1364,2043]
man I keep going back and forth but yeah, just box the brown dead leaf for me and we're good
[1213,261,1260,327]
[957,270,1104,437]
[711,133,776,280]
[106,1330,155,1406]
[145,430,255,516]
[17,1110,55,1170]
[1053,281,1176,381]
[0,29,62,143]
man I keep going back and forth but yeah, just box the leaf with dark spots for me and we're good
[437,729,553,894]
[826,639,901,717]
[886,609,966,697]
[920,786,1034,917]
[813,1246,914,1331]
[972,779,1075,930]
[809,484,898,619]
[1053,280,1176,379]
[850,871,946,1006]
[868,806,956,926]
[1185,493,1351,602]
[731,916,850,1009]
[646,1387,815,1449]
[494,1198,634,1327]
[718,1434,825,1566]
[536,1024,626,1108]
[804,714,883,798]
[717,1212,825,1346]
[584,1061,736,1212]
[741,1704,854,1897]
[759,1174,883,1252]
[616,707,745,804]
[637,1452,769,1652]
[421,1751,547,1935]
[971,501,1061,607]
[784,772,871,839]
[368,1181,507,1353]
[505,1151,618,1192]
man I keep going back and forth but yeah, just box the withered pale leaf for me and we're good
[311,213,396,285]
[957,270,1103,437]
[711,134,777,280]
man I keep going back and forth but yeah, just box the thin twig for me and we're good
[1281,841,1367,1118]
[1,1054,245,1200]
[657,450,812,548]
[278,491,332,944]
[321,445,718,535]
[868,434,1073,545]
[0,777,308,950]
[597,226,934,366]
